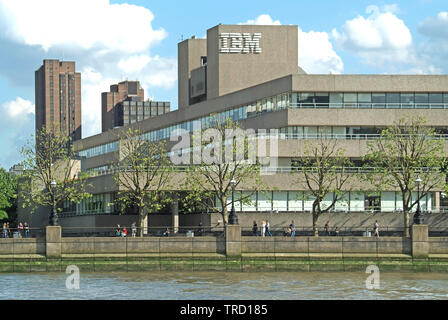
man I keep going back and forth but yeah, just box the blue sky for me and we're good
[0,0,447,169]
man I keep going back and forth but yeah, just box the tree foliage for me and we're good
[182,116,263,225]
[19,126,91,220]
[113,128,173,236]
[0,168,17,221]
[295,137,354,236]
[363,116,446,236]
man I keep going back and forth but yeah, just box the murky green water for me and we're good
[1,272,448,300]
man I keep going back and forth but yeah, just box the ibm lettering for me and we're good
[220,33,262,54]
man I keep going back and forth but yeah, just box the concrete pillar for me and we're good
[46,226,61,259]
[225,225,242,257]
[434,192,440,212]
[411,224,429,259]
[171,193,179,234]
[142,214,148,235]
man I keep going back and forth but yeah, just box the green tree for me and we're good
[113,128,173,237]
[294,137,354,236]
[182,116,263,225]
[363,116,446,237]
[19,126,91,225]
[0,168,17,221]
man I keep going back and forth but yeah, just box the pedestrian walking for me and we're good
[289,220,296,237]
[24,222,30,238]
[261,220,266,237]
[252,221,258,237]
[373,220,380,237]
[131,222,137,237]
[115,224,121,237]
[1,223,7,238]
[18,222,24,238]
[265,220,272,237]
[334,227,340,236]
[324,221,330,236]
[198,221,204,236]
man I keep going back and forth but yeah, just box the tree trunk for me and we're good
[222,196,228,226]
[138,206,146,238]
[312,201,319,237]
[403,209,410,237]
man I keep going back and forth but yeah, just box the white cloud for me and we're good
[298,29,343,74]
[2,97,34,118]
[239,14,344,74]
[418,11,448,39]
[240,14,281,25]
[0,0,177,142]
[331,5,413,65]
[0,97,35,168]
[0,0,166,53]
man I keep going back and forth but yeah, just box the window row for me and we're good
[217,191,433,213]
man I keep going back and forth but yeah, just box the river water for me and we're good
[1,272,448,300]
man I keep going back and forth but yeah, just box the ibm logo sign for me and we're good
[220,33,262,54]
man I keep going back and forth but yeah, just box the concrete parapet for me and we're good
[412,225,429,258]
[226,225,242,257]
[46,226,61,259]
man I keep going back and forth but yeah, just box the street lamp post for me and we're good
[228,179,238,225]
[414,176,424,225]
[49,179,58,226]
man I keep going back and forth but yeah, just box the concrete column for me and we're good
[46,226,61,259]
[411,224,429,259]
[434,192,440,212]
[142,214,148,235]
[225,225,242,257]
[171,193,179,234]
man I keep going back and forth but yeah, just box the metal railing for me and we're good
[0,227,44,239]
[241,226,406,237]
[85,164,443,178]
[60,225,226,238]
[288,102,448,109]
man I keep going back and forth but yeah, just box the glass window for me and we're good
[319,127,332,138]
[386,93,400,108]
[315,93,329,108]
[273,191,288,211]
[329,93,343,108]
[372,93,386,108]
[429,93,443,109]
[415,93,429,108]
[358,93,372,108]
[332,127,345,139]
[288,192,303,212]
[444,93,448,105]
[304,127,318,138]
[290,93,297,108]
[267,98,273,112]
[298,93,314,107]
[400,93,414,108]
[343,93,357,107]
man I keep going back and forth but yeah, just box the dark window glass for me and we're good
[298,93,314,107]
[358,93,371,108]
[415,93,429,108]
[386,93,400,108]
[372,93,386,108]
[429,93,443,109]
[400,93,414,108]
[315,93,329,107]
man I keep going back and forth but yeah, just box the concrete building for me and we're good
[22,24,448,231]
[35,59,81,141]
[102,80,170,132]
